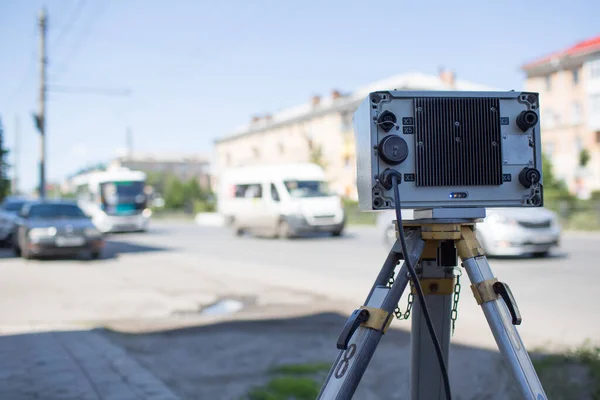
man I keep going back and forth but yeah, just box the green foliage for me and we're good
[269,363,331,375]
[247,377,320,400]
[532,341,600,399]
[579,149,591,168]
[343,198,377,225]
[246,362,330,400]
[147,172,214,212]
[0,117,10,201]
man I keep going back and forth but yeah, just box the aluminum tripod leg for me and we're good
[317,229,425,400]
[459,228,547,400]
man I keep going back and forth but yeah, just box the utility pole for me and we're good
[37,8,47,198]
[12,116,19,194]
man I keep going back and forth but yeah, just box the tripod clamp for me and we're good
[337,307,393,350]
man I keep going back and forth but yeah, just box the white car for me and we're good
[0,197,29,245]
[377,207,560,257]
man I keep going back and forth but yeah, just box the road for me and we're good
[0,220,598,351]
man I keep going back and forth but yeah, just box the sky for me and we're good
[0,0,599,192]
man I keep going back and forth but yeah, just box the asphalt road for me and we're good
[0,220,598,351]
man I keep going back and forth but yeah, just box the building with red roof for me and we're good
[522,35,600,198]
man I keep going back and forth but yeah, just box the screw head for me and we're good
[492,141,498,146]
[417,107,422,112]
[502,134,507,139]
[418,141,424,147]
[430,283,439,293]
[454,121,460,127]
[529,159,533,164]
[503,160,508,165]
[491,106,497,112]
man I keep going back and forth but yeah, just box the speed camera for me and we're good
[354,90,543,210]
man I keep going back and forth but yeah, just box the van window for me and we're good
[235,184,262,199]
[271,184,280,202]
[284,180,330,198]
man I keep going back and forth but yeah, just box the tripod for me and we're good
[317,208,547,400]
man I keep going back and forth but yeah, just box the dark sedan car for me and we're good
[12,201,104,260]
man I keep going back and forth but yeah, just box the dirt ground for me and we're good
[102,303,525,400]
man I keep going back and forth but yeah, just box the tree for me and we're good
[0,117,10,201]
[579,149,590,168]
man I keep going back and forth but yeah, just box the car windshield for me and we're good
[1,201,26,213]
[28,204,87,219]
[283,180,331,198]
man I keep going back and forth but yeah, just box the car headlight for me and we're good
[29,227,57,239]
[142,208,152,218]
[84,227,102,238]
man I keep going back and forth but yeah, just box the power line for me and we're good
[48,85,131,97]
[50,0,110,81]
[51,0,88,51]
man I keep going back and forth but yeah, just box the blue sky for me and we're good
[1,0,598,192]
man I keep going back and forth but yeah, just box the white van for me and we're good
[218,163,346,238]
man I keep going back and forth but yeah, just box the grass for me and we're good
[532,341,600,399]
[245,362,331,400]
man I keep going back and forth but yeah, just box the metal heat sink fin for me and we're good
[414,97,503,187]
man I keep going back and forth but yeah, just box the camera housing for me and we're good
[354,90,543,210]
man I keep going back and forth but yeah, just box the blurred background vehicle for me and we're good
[71,167,151,233]
[12,200,104,260]
[0,196,29,245]
[218,163,346,238]
[377,207,561,257]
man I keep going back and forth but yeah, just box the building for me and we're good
[214,70,496,199]
[116,153,212,190]
[522,35,600,198]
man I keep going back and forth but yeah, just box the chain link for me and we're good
[450,270,462,335]
[388,265,461,326]
[388,266,414,320]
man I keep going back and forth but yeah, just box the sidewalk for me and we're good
[0,329,179,400]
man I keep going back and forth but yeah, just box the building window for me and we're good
[591,94,600,115]
[278,142,285,154]
[596,131,600,144]
[340,111,352,132]
[589,58,600,80]
[253,147,260,159]
[572,102,581,125]
[572,68,579,85]
[344,155,352,169]
[545,75,551,91]
[575,136,583,152]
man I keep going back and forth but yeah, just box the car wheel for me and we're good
[21,245,33,260]
[278,220,292,239]
[331,229,343,237]
[532,251,549,258]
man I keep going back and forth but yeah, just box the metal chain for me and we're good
[450,270,462,335]
[388,266,414,320]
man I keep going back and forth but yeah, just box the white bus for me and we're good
[71,167,151,233]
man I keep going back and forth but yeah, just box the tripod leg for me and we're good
[457,227,548,400]
[317,229,425,400]
[411,241,455,400]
